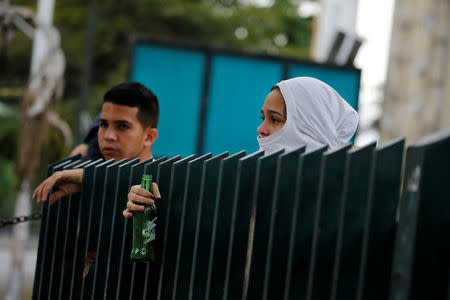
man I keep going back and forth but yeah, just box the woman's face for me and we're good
[257,88,287,138]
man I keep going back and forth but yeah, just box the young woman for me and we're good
[123,76,359,217]
[257,76,358,155]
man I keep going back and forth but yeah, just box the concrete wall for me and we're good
[382,0,450,143]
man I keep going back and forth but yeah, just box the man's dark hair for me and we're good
[103,82,159,128]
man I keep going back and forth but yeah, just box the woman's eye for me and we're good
[272,117,280,124]
[260,116,265,121]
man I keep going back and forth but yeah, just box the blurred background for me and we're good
[0,0,449,298]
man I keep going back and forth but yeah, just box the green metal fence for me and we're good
[32,128,450,300]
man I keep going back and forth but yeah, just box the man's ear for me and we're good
[144,127,158,147]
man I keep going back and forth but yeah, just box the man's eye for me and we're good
[119,124,129,130]
[99,122,107,128]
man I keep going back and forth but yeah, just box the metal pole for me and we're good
[78,0,98,143]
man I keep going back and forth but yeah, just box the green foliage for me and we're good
[2,0,312,121]
[0,112,19,159]
[0,158,17,217]
[0,0,312,213]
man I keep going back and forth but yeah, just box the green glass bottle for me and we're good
[131,174,157,262]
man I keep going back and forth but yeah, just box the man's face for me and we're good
[98,102,152,161]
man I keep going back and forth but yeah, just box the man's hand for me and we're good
[123,183,160,218]
[33,169,84,205]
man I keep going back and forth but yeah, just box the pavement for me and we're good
[0,232,38,299]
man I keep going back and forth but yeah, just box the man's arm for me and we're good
[33,168,84,204]
[122,183,160,218]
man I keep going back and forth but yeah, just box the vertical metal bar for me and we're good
[222,150,264,300]
[128,156,180,300]
[282,146,327,300]
[139,157,168,298]
[78,0,98,142]
[69,159,104,300]
[201,151,246,300]
[263,147,305,300]
[246,149,284,300]
[58,160,93,299]
[282,61,289,81]
[172,153,214,299]
[156,155,197,300]
[33,156,76,300]
[389,166,422,300]
[391,130,450,299]
[306,144,351,300]
[196,52,212,155]
[81,159,116,299]
[330,143,375,300]
[102,157,139,299]
[91,159,127,299]
[47,159,82,299]
[356,138,404,300]
[113,158,153,300]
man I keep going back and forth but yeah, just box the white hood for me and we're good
[258,77,359,154]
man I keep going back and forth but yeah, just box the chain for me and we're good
[0,211,42,229]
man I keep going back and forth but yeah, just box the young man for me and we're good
[33,82,160,205]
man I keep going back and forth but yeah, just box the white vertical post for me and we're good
[30,0,55,75]
[313,0,359,64]
[6,1,56,299]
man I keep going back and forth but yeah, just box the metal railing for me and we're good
[32,128,450,300]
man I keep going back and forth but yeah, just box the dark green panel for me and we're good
[172,153,214,300]
[34,158,76,300]
[33,154,81,300]
[205,151,246,300]
[118,158,166,300]
[103,158,140,299]
[247,149,284,300]
[131,157,172,299]
[157,154,197,300]
[58,160,93,299]
[264,147,305,300]
[356,138,404,300]
[178,153,226,300]
[223,150,264,300]
[81,159,116,299]
[68,159,104,300]
[390,129,449,300]
[306,144,351,300]
[284,146,327,300]
[92,159,127,300]
[47,159,83,299]
[37,160,79,299]
[114,158,154,300]
[140,157,168,299]
[330,143,376,300]
[135,155,181,300]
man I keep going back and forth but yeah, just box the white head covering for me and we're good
[257,77,359,154]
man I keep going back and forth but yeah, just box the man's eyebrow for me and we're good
[113,120,132,124]
[99,119,132,124]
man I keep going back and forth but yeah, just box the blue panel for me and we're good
[204,55,283,155]
[130,44,206,157]
[288,65,360,110]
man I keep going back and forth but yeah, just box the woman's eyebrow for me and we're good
[266,109,286,118]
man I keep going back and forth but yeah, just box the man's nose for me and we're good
[104,128,117,140]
